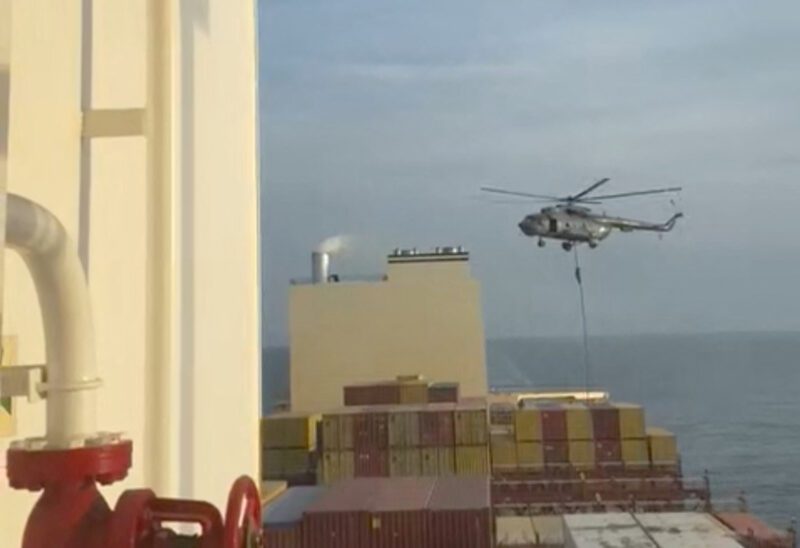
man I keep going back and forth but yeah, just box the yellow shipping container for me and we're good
[455,445,489,475]
[398,381,429,404]
[455,407,488,446]
[491,434,518,471]
[388,410,420,447]
[438,447,456,476]
[622,438,649,466]
[389,448,422,477]
[261,413,320,449]
[647,427,678,464]
[568,440,595,470]
[617,403,646,439]
[517,442,544,470]
[515,409,542,442]
[564,403,593,440]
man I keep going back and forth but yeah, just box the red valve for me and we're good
[223,476,262,548]
[109,489,225,548]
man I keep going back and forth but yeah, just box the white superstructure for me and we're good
[0,1,261,544]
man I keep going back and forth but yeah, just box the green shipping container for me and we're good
[338,413,354,449]
[262,449,283,480]
[437,447,456,476]
[421,448,439,476]
[388,409,420,447]
[320,450,355,484]
[321,415,339,450]
[419,447,456,476]
[262,449,313,480]
[261,413,320,449]
[389,448,422,477]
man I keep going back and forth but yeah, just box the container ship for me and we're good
[0,3,796,547]
[258,246,797,548]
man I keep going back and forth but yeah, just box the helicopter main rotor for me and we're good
[480,178,682,205]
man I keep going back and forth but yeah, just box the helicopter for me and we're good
[481,178,683,251]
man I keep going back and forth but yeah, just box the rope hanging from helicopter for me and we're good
[478,177,684,395]
[572,246,592,396]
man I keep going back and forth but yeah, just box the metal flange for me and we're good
[7,438,132,491]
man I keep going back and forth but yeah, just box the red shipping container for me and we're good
[419,406,455,447]
[590,404,621,440]
[715,513,794,548]
[354,449,389,477]
[344,383,401,406]
[540,405,567,441]
[428,382,459,403]
[428,477,492,548]
[264,486,327,548]
[303,510,370,548]
[354,411,389,450]
[543,441,569,465]
[595,440,622,463]
[264,526,301,548]
[303,478,435,548]
[344,385,365,406]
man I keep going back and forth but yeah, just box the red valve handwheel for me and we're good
[223,476,262,548]
[107,489,158,548]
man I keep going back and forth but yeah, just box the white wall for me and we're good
[0,1,260,543]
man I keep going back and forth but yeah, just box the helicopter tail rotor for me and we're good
[662,212,684,231]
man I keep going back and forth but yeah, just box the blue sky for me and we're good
[259,0,800,345]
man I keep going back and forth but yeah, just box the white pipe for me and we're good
[5,193,99,448]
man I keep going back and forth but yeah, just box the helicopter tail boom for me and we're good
[604,212,684,233]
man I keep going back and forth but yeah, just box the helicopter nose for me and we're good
[518,219,536,236]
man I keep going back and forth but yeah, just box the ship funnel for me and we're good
[311,251,330,283]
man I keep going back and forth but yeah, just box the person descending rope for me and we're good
[573,247,591,397]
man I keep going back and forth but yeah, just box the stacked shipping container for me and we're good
[320,401,489,483]
[280,477,492,548]
[261,413,320,485]
[490,400,691,509]
[343,376,457,406]
[490,400,679,478]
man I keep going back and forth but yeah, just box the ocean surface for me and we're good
[263,331,800,527]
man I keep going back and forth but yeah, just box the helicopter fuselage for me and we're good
[518,207,611,243]
[518,206,682,249]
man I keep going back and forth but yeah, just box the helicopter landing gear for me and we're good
[562,242,573,252]
[588,240,598,249]
[537,239,545,248]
